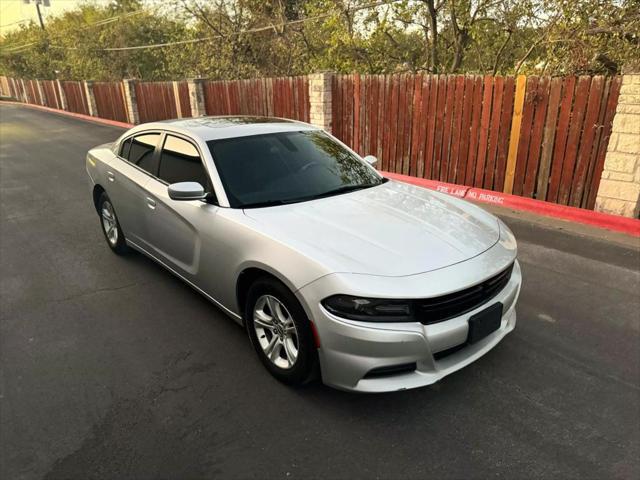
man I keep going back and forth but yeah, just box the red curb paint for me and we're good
[1,100,133,129]
[383,171,640,237]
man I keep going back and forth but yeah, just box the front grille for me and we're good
[414,263,514,325]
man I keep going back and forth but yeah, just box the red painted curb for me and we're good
[1,100,133,129]
[383,171,640,237]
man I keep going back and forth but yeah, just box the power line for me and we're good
[0,8,147,53]
[3,0,402,54]
[0,18,31,28]
[64,0,402,52]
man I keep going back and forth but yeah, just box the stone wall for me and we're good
[595,74,640,218]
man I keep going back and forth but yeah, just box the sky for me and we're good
[0,0,104,36]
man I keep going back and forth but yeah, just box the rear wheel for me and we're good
[98,192,129,255]
[245,277,318,385]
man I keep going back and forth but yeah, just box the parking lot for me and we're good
[1,103,639,479]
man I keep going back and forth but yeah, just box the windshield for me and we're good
[207,131,384,208]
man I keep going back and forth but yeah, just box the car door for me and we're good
[107,132,161,245]
[143,133,217,278]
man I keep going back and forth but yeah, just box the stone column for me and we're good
[122,79,139,124]
[187,78,206,117]
[56,79,67,110]
[83,80,98,117]
[595,74,640,218]
[308,72,333,132]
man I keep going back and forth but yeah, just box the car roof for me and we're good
[130,116,320,142]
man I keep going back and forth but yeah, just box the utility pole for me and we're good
[22,0,50,31]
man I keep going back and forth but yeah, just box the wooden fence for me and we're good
[60,81,90,115]
[203,76,309,122]
[332,74,621,209]
[93,82,129,123]
[1,73,622,210]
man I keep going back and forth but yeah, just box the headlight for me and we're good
[321,295,413,322]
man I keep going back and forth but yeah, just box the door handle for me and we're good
[146,197,156,209]
[107,171,115,182]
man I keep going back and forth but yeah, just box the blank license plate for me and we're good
[467,303,503,344]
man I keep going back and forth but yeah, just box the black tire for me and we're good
[97,192,129,255]
[245,277,318,386]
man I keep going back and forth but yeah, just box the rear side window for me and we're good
[123,133,161,175]
[158,135,209,187]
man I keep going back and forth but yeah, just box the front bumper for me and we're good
[298,257,521,393]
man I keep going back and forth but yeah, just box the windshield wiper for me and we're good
[241,182,382,209]
[241,199,292,209]
[305,182,381,200]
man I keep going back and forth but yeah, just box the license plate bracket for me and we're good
[467,303,503,344]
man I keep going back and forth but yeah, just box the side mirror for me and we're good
[168,182,206,201]
[363,155,378,168]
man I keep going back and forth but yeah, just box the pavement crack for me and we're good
[54,283,142,303]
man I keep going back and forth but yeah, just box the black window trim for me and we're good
[116,129,218,203]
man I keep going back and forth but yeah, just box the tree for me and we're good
[1,0,638,79]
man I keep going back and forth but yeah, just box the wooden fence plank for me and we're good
[409,75,423,176]
[586,76,622,209]
[484,76,504,189]
[458,75,476,184]
[401,75,414,175]
[332,75,342,142]
[381,76,392,171]
[432,75,447,180]
[569,76,605,206]
[369,76,379,159]
[512,76,538,196]
[377,75,387,164]
[522,76,550,198]
[474,76,493,187]
[547,76,576,202]
[581,77,610,208]
[494,76,515,191]
[536,77,563,200]
[423,75,438,178]
[416,76,430,178]
[464,76,484,185]
[557,76,592,205]
[440,76,457,181]
[503,74,527,193]
[448,75,465,183]
[353,74,361,154]
[386,75,398,172]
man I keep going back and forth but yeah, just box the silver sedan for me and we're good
[86,116,521,392]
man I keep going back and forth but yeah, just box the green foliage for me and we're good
[1,0,637,80]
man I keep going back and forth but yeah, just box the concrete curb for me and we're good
[383,172,640,237]
[1,100,133,129]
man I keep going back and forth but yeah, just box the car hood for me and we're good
[244,180,500,277]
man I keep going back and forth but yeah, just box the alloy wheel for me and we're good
[253,294,299,369]
[101,200,118,246]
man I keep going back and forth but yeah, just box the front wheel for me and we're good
[245,277,318,385]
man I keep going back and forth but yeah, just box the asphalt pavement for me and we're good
[1,103,639,480]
